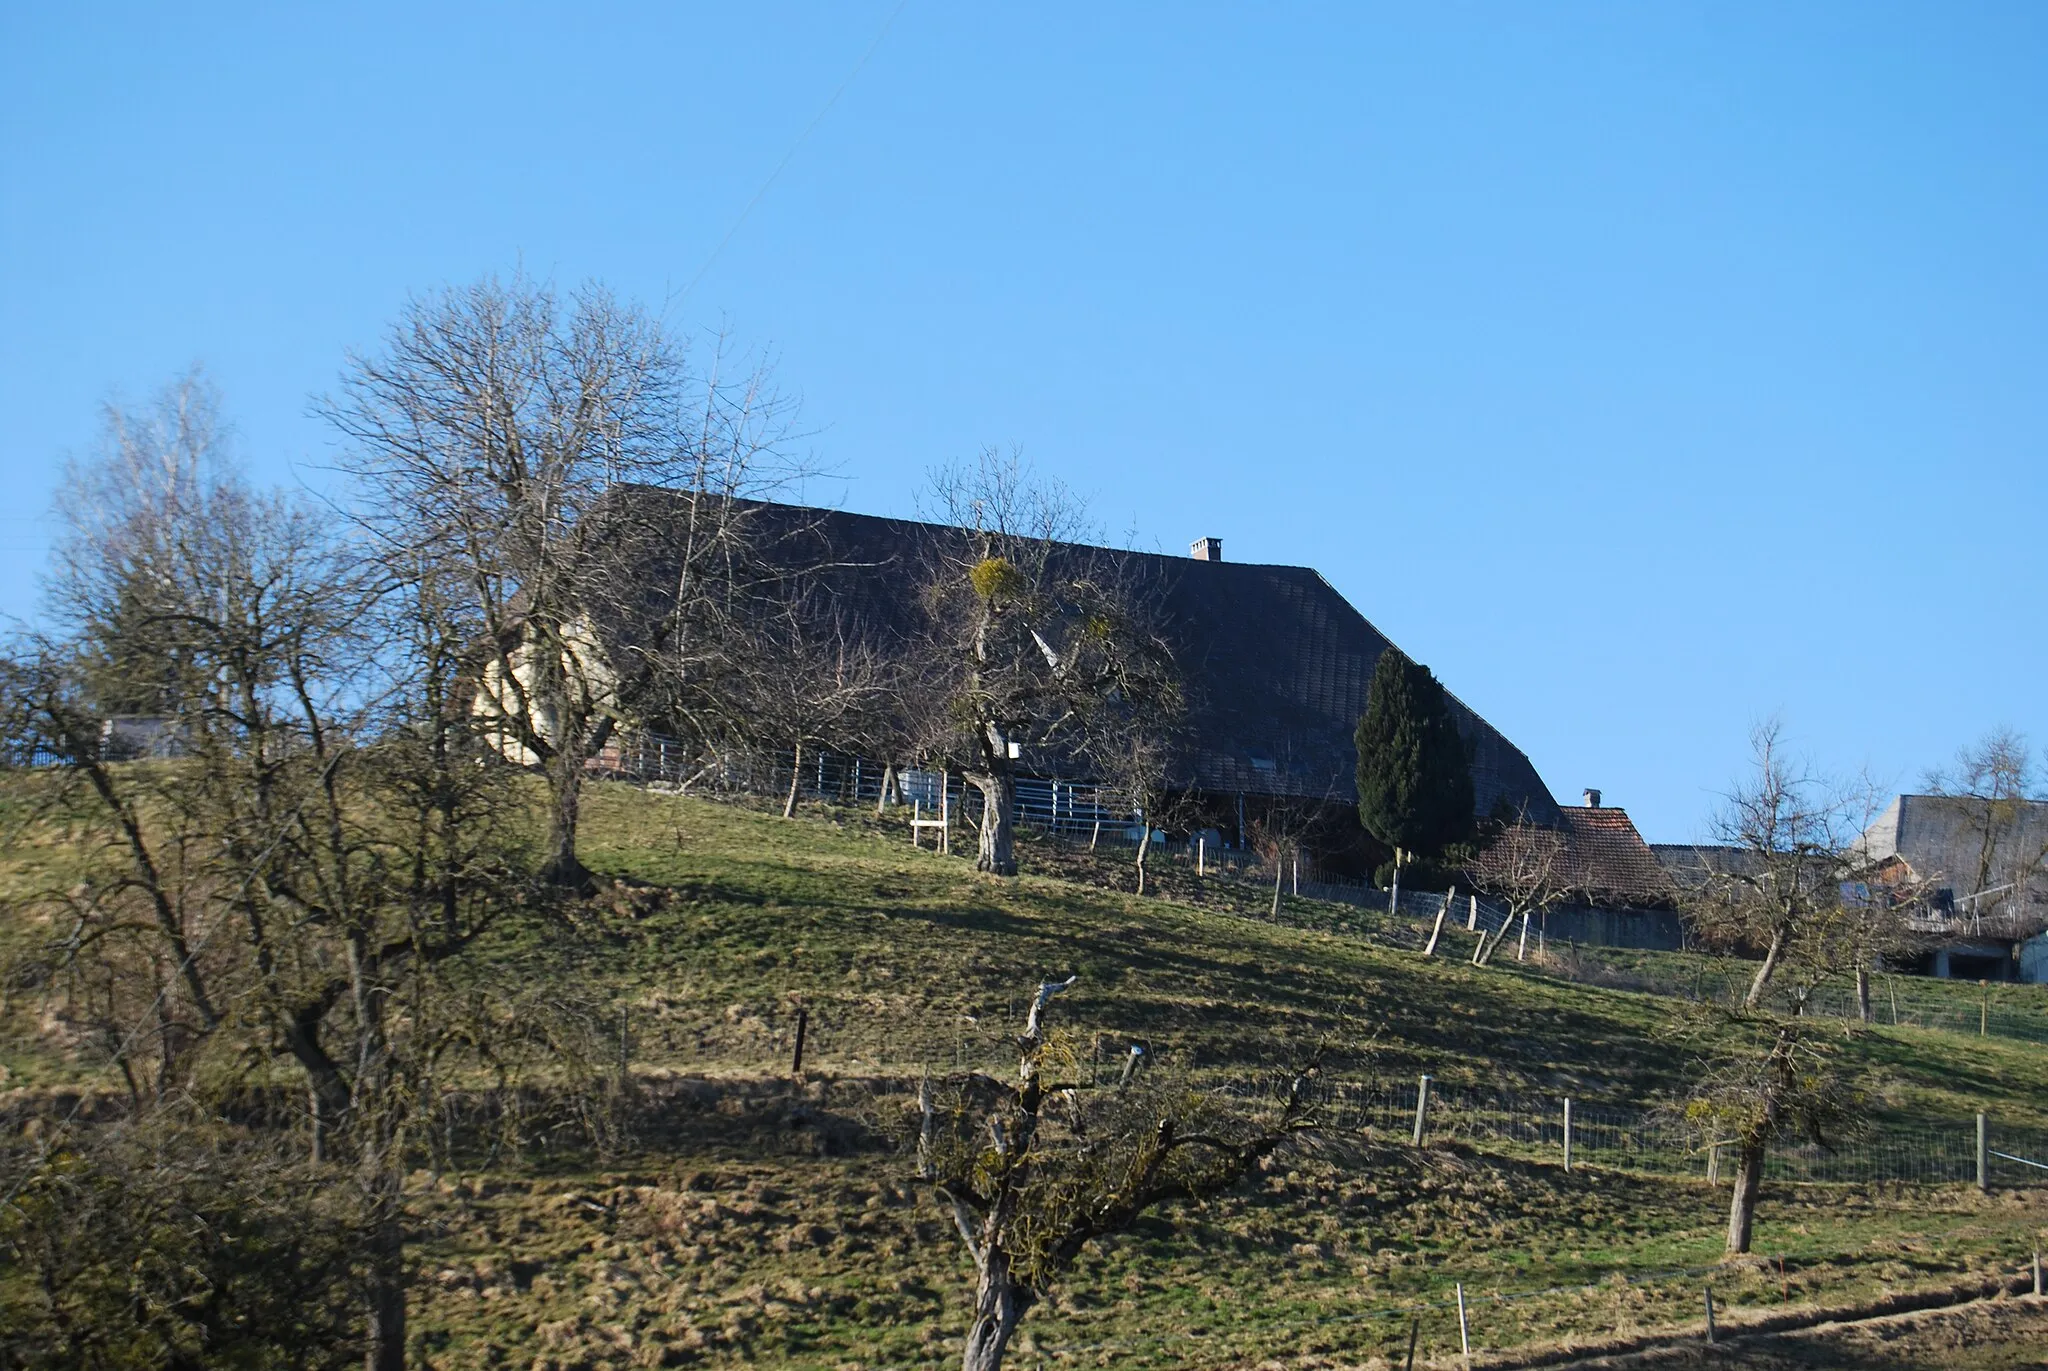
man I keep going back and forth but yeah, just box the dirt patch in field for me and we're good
[1551,1294,2048,1370]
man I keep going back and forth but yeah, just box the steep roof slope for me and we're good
[606,491,1560,819]
[1553,806,1679,907]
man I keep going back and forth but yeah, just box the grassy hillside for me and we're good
[9,774,2043,1127]
[553,786,2048,1132]
[5,776,2048,1368]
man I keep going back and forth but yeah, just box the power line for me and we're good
[670,0,911,313]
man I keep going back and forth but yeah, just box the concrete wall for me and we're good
[2020,934,2048,985]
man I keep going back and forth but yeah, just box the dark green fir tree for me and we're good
[1355,648,1475,872]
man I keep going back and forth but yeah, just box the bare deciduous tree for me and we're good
[916,977,1322,1371]
[1677,1013,1860,1254]
[4,377,587,1371]
[727,586,898,818]
[913,450,1180,876]
[1466,807,1575,967]
[325,274,802,889]
[1686,722,1890,1008]
[1923,727,2048,937]
[1080,703,1191,896]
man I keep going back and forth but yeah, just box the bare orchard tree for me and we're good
[3,383,559,1371]
[1677,1013,1860,1254]
[916,977,1322,1371]
[1248,790,1334,921]
[326,274,802,888]
[915,450,1180,875]
[724,584,898,818]
[1081,704,1189,895]
[1465,807,1575,967]
[45,366,221,721]
[1687,722,1890,1008]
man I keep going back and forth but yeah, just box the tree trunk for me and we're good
[961,1250,1031,1371]
[971,770,1017,876]
[1134,822,1151,895]
[364,1191,407,1371]
[1475,918,1505,966]
[784,741,803,818]
[1725,1139,1765,1254]
[1271,850,1285,917]
[539,741,591,891]
[1744,926,1786,1007]
[1855,965,1872,1023]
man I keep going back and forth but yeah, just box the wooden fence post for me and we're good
[2033,1249,2042,1297]
[1977,1112,1989,1193]
[1562,1096,1573,1173]
[1466,894,1478,931]
[1389,866,1401,916]
[1197,835,1206,876]
[1704,1288,1717,1343]
[790,1007,809,1080]
[1423,905,1447,958]
[1413,1074,1432,1146]
[1403,1315,1420,1371]
[1516,911,1532,961]
[1456,1282,1471,1368]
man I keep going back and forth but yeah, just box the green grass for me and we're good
[7,774,2048,1367]
[551,786,2048,1134]
[11,773,2045,1131]
[398,1125,2046,1370]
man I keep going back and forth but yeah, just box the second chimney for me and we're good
[1583,788,1602,809]
[1190,537,1223,562]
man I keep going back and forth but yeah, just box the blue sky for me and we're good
[3,2,2043,840]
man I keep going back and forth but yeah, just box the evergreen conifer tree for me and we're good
[1355,649,1475,870]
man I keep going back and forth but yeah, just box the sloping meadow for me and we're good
[6,777,2048,1367]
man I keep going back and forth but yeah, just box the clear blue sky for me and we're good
[4,2,2043,841]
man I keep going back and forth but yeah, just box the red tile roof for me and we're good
[1554,806,1678,907]
[1470,805,1678,909]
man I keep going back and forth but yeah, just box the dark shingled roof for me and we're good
[1650,842,1768,887]
[611,491,1560,819]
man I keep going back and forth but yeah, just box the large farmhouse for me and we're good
[594,492,1562,859]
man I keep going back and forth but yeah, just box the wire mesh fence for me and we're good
[602,989,2048,1191]
[593,736,2048,1049]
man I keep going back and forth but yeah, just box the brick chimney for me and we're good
[1583,788,1602,809]
[1190,537,1223,562]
